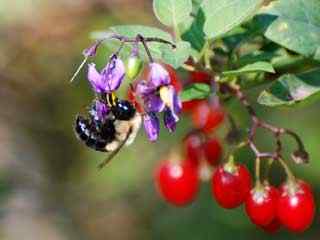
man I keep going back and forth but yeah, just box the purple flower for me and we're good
[149,62,170,87]
[163,108,176,132]
[87,55,125,94]
[90,100,110,121]
[143,112,160,142]
[137,63,182,140]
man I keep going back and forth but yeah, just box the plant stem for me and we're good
[278,157,296,183]
[255,157,262,187]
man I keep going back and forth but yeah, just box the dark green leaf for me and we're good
[180,83,211,101]
[153,0,192,27]
[235,50,281,67]
[258,68,320,106]
[222,61,275,77]
[180,8,206,51]
[261,0,320,60]
[202,0,264,39]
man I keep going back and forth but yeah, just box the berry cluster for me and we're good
[155,71,225,205]
[154,71,316,234]
[72,33,316,234]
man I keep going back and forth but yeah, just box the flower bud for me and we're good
[127,56,143,80]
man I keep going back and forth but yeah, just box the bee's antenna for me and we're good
[97,128,133,170]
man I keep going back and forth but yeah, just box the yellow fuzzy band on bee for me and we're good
[106,92,117,107]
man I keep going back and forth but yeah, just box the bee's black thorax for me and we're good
[111,100,136,120]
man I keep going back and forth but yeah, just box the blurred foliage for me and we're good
[0,1,318,240]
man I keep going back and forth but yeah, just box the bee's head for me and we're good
[111,100,136,120]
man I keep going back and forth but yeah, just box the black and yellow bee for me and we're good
[74,93,141,168]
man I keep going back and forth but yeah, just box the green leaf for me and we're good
[235,50,281,67]
[153,0,192,27]
[202,0,263,39]
[91,25,174,62]
[261,0,320,60]
[180,83,211,101]
[180,8,206,51]
[258,68,320,107]
[222,61,275,77]
[162,41,191,69]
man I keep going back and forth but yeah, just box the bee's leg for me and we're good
[97,127,133,170]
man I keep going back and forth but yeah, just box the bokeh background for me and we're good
[0,1,319,239]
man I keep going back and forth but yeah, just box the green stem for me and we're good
[278,157,296,183]
[224,155,237,174]
[255,157,262,187]
[263,158,274,183]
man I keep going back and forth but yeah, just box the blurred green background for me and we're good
[0,1,318,239]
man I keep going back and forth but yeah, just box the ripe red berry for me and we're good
[203,138,222,166]
[190,71,211,84]
[182,99,203,113]
[261,219,281,234]
[165,64,182,92]
[155,160,199,206]
[245,185,279,226]
[127,86,143,113]
[212,163,252,209]
[184,133,203,165]
[277,180,315,232]
[191,101,224,133]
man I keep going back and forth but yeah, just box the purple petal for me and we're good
[148,63,170,88]
[159,85,181,120]
[136,80,155,96]
[87,63,105,93]
[101,55,125,92]
[83,41,102,57]
[90,100,109,121]
[94,100,109,120]
[163,108,177,132]
[145,94,165,113]
[143,113,160,142]
[172,88,182,115]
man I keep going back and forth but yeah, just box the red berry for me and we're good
[191,101,224,133]
[245,185,279,226]
[203,138,222,166]
[212,163,252,209]
[165,64,182,92]
[277,180,315,232]
[182,99,203,113]
[155,160,199,206]
[261,219,281,234]
[190,71,211,84]
[127,86,143,113]
[184,133,203,165]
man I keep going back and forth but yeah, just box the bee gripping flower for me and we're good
[87,55,125,94]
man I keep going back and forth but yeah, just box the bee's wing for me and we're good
[97,127,133,170]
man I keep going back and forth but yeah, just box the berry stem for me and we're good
[137,34,154,63]
[278,157,296,184]
[218,82,308,165]
[255,157,262,187]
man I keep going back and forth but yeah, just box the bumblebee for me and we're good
[74,93,141,168]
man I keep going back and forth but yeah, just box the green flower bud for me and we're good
[127,56,143,80]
